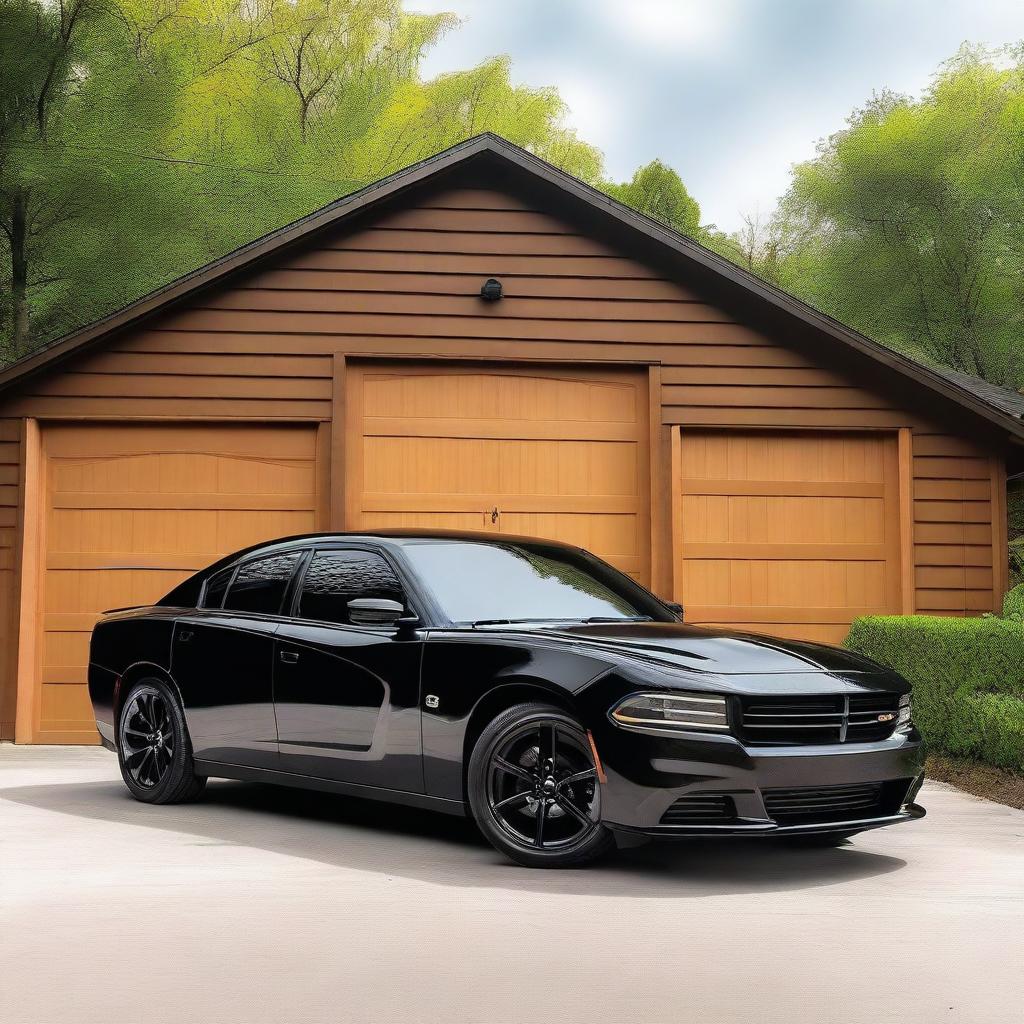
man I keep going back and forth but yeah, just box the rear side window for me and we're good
[298,550,404,625]
[224,552,302,615]
[201,566,234,609]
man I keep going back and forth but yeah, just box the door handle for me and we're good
[279,651,299,664]
[178,630,194,643]
[491,506,499,524]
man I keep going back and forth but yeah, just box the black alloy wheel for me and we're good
[117,678,206,804]
[468,703,615,868]
[120,688,174,789]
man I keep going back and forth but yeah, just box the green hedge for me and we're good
[1004,583,1024,620]
[845,615,1024,770]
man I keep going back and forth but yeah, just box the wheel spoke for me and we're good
[493,756,534,784]
[555,792,594,830]
[493,791,531,812]
[561,767,597,787]
[124,746,148,766]
[534,798,547,847]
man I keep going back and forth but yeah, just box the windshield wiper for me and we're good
[581,615,654,623]
[468,617,566,627]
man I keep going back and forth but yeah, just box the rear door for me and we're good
[274,547,424,793]
[173,550,304,769]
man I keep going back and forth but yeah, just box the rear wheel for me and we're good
[468,702,614,868]
[117,678,206,804]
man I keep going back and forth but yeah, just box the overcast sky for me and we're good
[411,0,1024,232]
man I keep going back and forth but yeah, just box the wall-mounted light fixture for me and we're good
[480,278,503,302]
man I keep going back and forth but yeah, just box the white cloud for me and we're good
[597,0,736,53]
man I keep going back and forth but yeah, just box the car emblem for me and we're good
[425,695,440,709]
[877,712,895,722]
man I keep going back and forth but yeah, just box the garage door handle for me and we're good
[178,630,193,643]
[280,651,300,664]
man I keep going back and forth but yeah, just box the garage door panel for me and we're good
[678,430,902,644]
[364,371,638,427]
[37,423,319,744]
[364,437,639,498]
[350,364,649,584]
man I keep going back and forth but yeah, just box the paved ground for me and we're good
[2,747,1023,1024]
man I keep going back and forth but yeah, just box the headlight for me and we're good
[896,693,912,732]
[610,692,730,734]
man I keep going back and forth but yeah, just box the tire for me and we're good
[116,677,206,804]
[467,702,615,868]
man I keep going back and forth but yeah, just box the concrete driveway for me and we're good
[2,747,1022,1024]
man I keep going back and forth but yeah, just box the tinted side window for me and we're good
[201,566,234,609]
[224,552,302,615]
[298,550,404,625]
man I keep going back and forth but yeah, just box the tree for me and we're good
[604,159,701,236]
[776,47,1024,388]
[0,0,697,361]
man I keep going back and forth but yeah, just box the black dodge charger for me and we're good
[88,530,926,868]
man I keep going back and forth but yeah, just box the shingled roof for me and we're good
[1,132,1023,444]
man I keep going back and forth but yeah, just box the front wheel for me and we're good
[467,702,614,868]
[117,678,206,804]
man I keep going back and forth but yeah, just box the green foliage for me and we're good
[603,159,701,236]
[0,0,622,357]
[773,45,1024,389]
[1004,583,1024,620]
[846,615,1024,770]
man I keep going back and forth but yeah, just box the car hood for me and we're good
[523,621,888,677]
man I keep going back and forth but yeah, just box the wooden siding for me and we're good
[912,430,999,614]
[0,418,19,739]
[0,184,1010,738]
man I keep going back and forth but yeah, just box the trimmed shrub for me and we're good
[845,615,1024,770]
[1004,583,1024,621]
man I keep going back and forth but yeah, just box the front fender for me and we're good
[418,634,610,801]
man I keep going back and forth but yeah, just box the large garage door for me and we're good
[37,423,319,743]
[346,364,649,582]
[677,431,902,643]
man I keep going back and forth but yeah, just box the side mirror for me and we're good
[347,597,408,627]
[665,601,684,622]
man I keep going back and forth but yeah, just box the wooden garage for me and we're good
[1,133,1022,743]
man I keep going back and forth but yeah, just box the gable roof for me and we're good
[2,132,1023,444]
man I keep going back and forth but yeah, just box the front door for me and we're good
[274,548,423,793]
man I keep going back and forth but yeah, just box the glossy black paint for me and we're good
[88,529,926,840]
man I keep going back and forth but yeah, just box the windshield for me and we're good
[401,541,668,624]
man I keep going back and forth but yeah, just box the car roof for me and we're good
[247,529,581,553]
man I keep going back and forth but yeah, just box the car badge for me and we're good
[425,695,440,709]
[877,712,895,722]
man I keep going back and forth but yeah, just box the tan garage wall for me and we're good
[0,181,1011,740]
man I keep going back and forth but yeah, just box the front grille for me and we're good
[660,794,737,826]
[763,781,908,825]
[739,693,900,745]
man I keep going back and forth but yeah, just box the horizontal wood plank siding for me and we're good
[0,418,20,740]
[0,181,1008,685]
[912,431,996,614]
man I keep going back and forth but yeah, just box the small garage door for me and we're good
[36,423,319,743]
[677,431,902,643]
[346,364,649,582]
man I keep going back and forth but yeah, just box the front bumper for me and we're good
[607,803,926,841]
[589,708,926,839]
